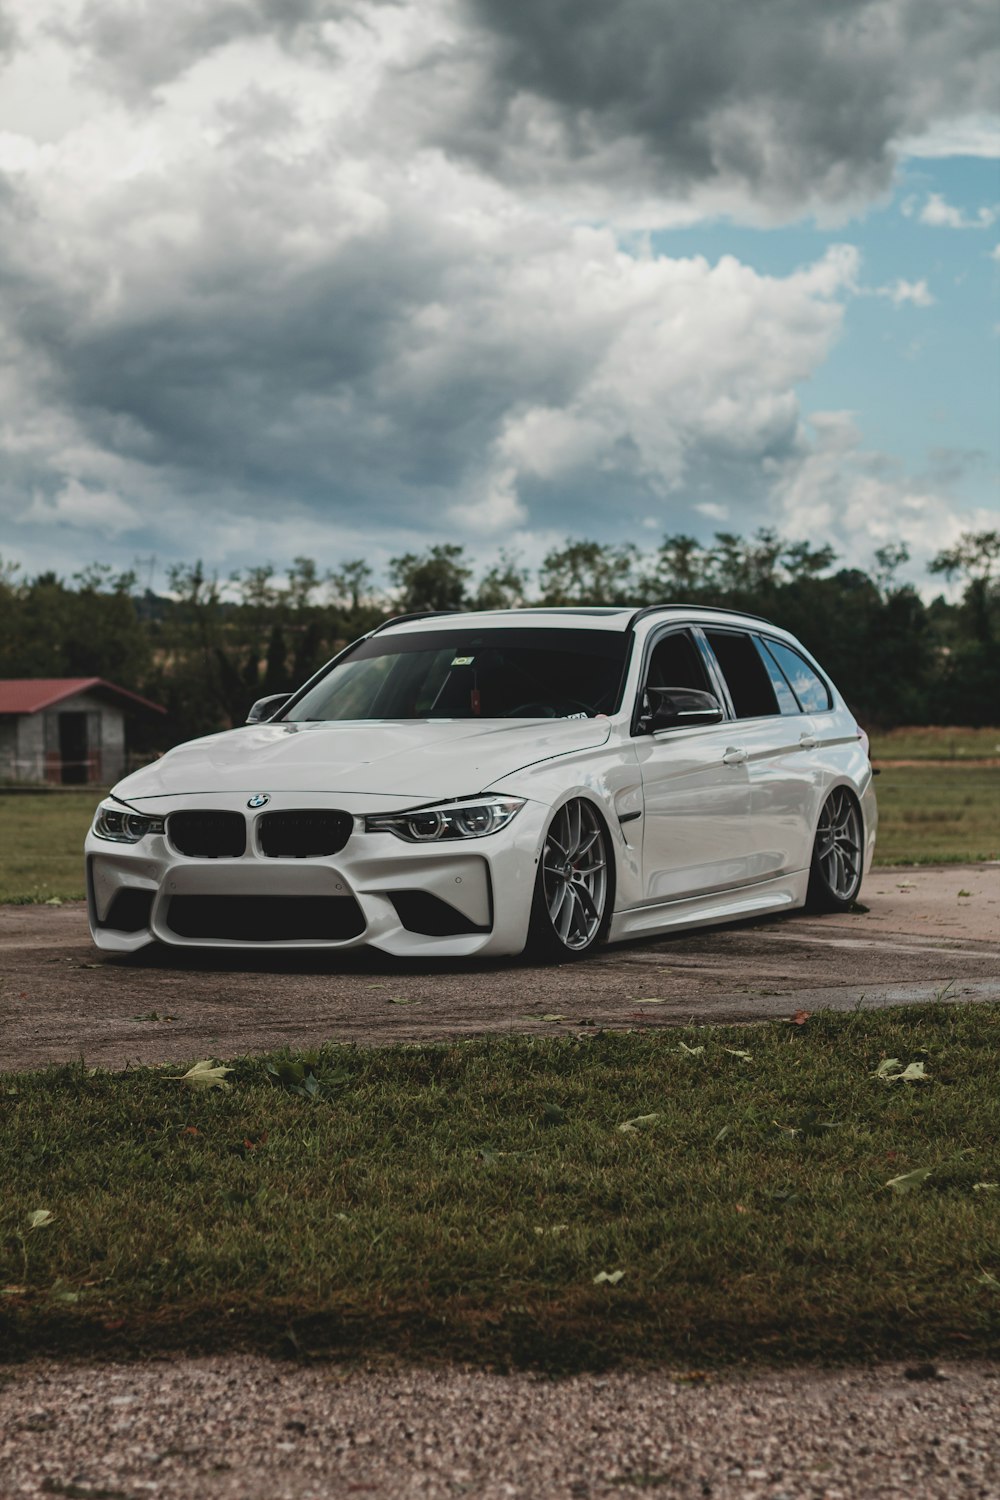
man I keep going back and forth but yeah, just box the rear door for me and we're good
[700,628,817,880]
[633,627,754,902]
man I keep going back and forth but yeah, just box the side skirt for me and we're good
[607,870,809,943]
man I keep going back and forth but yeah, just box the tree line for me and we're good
[1,528,997,746]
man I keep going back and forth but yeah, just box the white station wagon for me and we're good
[86,605,877,961]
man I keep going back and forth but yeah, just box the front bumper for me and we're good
[85,791,546,958]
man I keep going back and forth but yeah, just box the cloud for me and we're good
[919,192,998,228]
[0,0,993,589]
[404,0,1000,224]
[769,412,999,583]
[877,278,935,307]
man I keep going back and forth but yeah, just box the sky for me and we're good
[0,0,997,596]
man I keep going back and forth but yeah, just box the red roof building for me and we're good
[0,678,165,786]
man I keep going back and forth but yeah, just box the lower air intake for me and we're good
[388,890,491,937]
[166,895,365,942]
[100,888,154,932]
[258,809,353,858]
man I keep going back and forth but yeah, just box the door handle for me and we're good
[798,735,818,750]
[722,746,748,766]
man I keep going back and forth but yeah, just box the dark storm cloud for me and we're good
[430,0,999,217]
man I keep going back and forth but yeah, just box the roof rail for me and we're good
[369,609,461,636]
[626,602,777,631]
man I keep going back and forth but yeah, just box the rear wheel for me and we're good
[527,798,613,959]
[807,786,864,911]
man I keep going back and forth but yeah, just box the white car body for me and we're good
[85,606,877,958]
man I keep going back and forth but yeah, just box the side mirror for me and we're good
[642,686,723,733]
[246,693,291,724]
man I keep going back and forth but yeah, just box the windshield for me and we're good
[284,627,630,722]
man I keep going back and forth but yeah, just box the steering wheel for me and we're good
[507,699,592,718]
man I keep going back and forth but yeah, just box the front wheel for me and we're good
[806,786,864,911]
[527,798,613,960]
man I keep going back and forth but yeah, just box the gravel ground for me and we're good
[2,865,999,1072]
[1,1357,998,1499]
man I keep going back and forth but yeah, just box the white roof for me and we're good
[377,604,782,637]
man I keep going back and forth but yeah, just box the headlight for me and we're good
[364,796,525,843]
[92,803,165,844]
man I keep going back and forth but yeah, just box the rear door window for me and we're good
[761,639,832,713]
[704,630,780,719]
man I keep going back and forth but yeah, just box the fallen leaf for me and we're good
[27,1209,55,1229]
[723,1048,752,1061]
[593,1269,625,1285]
[972,1182,999,1193]
[43,897,63,906]
[618,1112,661,1133]
[1,1285,28,1296]
[168,1061,233,1090]
[677,1042,705,1056]
[886,1166,934,1192]
[533,1223,570,1236]
[957,889,972,898]
[541,1102,568,1126]
[388,996,418,1006]
[634,998,667,1005]
[790,1009,810,1025]
[873,1058,930,1083]
[180,1126,200,1137]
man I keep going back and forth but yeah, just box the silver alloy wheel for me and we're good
[542,799,608,951]
[814,787,863,901]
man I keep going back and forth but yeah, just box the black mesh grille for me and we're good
[168,810,246,858]
[100,888,154,932]
[166,895,365,942]
[258,809,353,858]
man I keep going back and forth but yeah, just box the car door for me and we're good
[633,626,754,902]
[700,628,817,881]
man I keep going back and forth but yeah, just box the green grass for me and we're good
[871,725,1000,761]
[873,765,1000,865]
[0,791,96,904]
[2,1006,998,1368]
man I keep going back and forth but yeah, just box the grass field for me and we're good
[870,725,1000,761]
[2,1005,998,1368]
[0,791,96,904]
[1,747,998,902]
[873,765,1000,865]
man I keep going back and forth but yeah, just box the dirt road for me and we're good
[2,864,997,1071]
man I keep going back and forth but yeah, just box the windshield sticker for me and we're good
[451,655,475,666]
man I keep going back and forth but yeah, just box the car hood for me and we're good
[113,717,612,804]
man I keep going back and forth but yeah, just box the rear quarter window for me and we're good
[761,639,832,713]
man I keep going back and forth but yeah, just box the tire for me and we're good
[806,786,864,912]
[527,798,614,960]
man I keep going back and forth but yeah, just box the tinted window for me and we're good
[763,639,832,713]
[705,630,780,719]
[285,627,629,721]
[752,637,800,715]
[645,630,712,693]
